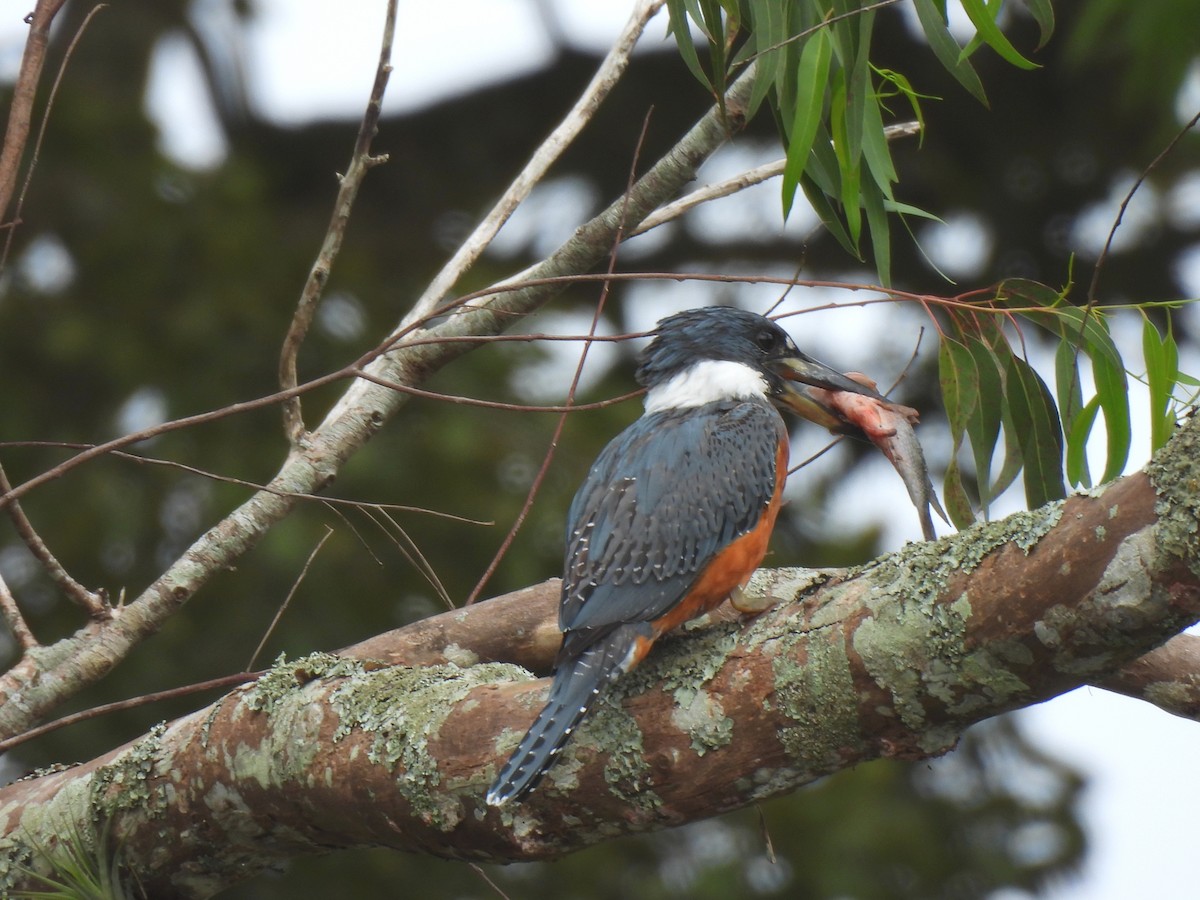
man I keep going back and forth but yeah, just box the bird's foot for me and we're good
[729,584,776,616]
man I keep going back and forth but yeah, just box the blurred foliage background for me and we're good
[1,0,1197,896]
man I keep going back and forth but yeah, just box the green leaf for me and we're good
[1143,315,1180,452]
[1023,0,1056,48]
[666,0,713,92]
[884,200,943,221]
[1048,307,1129,484]
[1065,395,1101,489]
[800,174,856,257]
[1055,334,1084,428]
[698,0,730,102]
[1001,351,1066,509]
[830,75,862,244]
[873,67,929,139]
[743,0,788,117]
[943,456,978,531]
[805,120,842,197]
[959,0,1039,70]
[862,176,890,286]
[843,8,874,174]
[990,412,1025,502]
[1091,347,1131,483]
[861,88,898,194]
[974,325,1027,504]
[963,336,1005,505]
[1055,339,1089,487]
[912,0,989,104]
[781,26,833,218]
[939,335,979,525]
[999,283,1131,485]
[940,336,976,440]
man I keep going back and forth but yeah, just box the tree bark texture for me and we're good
[1,413,1198,897]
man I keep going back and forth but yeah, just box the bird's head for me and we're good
[636,306,884,423]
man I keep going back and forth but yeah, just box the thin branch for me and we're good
[347,368,645,413]
[0,3,106,272]
[278,0,397,444]
[0,441,490,525]
[463,107,656,605]
[0,270,924,512]
[0,368,350,511]
[0,567,38,651]
[365,507,455,610]
[469,864,514,900]
[0,0,68,223]
[321,501,386,568]
[0,459,108,617]
[0,671,258,755]
[1087,107,1200,305]
[741,0,906,62]
[246,527,334,671]
[631,120,921,237]
[392,0,665,333]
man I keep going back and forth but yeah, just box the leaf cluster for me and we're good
[666,0,1054,285]
[939,281,1197,523]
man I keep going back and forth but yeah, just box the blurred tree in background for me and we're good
[0,0,1196,896]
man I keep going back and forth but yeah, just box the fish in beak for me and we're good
[778,366,951,542]
[770,352,887,428]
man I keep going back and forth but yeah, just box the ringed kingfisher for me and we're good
[486,306,884,806]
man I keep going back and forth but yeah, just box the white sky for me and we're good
[4,1,1200,896]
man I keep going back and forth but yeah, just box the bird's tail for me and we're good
[486,628,638,807]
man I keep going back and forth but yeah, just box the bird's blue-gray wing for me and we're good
[559,399,785,637]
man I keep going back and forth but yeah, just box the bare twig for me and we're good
[393,0,665,333]
[1,441,489,525]
[0,567,38,650]
[0,670,258,754]
[469,864,514,900]
[1087,107,1200,305]
[278,0,398,444]
[246,527,334,671]
[347,368,645,413]
[364,507,454,610]
[632,120,921,236]
[0,367,351,511]
[0,0,69,223]
[0,3,107,272]
[464,107,655,605]
[744,0,905,61]
[0,459,108,617]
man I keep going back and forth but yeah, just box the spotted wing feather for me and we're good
[560,399,784,639]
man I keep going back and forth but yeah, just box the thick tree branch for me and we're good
[1,415,1197,897]
[1094,632,1200,718]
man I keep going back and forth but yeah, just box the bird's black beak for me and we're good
[770,353,886,427]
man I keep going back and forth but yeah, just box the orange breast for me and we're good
[634,436,789,662]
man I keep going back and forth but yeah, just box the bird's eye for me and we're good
[754,328,779,352]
